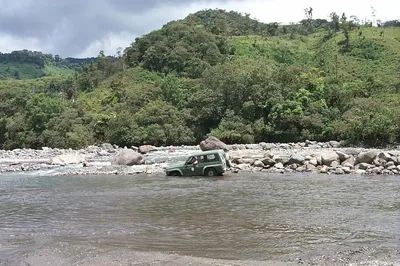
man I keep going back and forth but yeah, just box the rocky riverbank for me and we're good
[1,140,400,176]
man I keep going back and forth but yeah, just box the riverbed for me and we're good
[0,172,399,265]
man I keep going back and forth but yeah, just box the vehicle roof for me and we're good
[189,150,223,156]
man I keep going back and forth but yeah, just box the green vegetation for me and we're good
[0,9,400,149]
[0,50,97,79]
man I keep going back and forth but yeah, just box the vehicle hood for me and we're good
[166,162,185,170]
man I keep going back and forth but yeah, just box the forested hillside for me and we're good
[0,50,98,79]
[0,9,400,149]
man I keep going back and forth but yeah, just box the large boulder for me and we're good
[138,145,157,154]
[50,153,85,165]
[356,150,378,164]
[288,153,305,165]
[199,136,229,152]
[309,157,318,166]
[344,148,363,156]
[378,152,394,162]
[341,157,355,168]
[101,143,116,153]
[261,157,276,166]
[274,155,290,165]
[329,140,341,148]
[112,149,144,166]
[320,152,339,166]
[336,151,350,163]
[253,160,265,168]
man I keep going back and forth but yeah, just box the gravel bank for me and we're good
[1,141,400,176]
[16,247,400,266]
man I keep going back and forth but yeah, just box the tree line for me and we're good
[0,9,399,149]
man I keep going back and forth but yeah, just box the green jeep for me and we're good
[165,150,227,177]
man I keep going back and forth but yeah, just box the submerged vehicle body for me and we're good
[165,150,227,177]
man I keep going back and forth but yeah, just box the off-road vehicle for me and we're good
[165,150,227,177]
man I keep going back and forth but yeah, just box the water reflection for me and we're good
[0,173,399,262]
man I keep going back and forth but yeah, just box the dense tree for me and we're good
[0,9,400,149]
[124,21,231,77]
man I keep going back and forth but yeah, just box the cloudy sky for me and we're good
[0,0,398,58]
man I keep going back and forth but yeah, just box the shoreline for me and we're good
[1,141,400,176]
[18,248,400,266]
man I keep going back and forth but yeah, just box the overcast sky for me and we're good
[0,0,398,58]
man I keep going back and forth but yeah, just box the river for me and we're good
[0,172,399,265]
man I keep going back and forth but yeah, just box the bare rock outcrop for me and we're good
[200,136,229,152]
[112,149,145,166]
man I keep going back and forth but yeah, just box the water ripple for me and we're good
[0,173,399,262]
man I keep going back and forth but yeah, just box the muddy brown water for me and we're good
[0,172,399,265]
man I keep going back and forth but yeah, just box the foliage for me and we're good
[183,9,268,36]
[124,20,232,77]
[210,110,255,143]
[0,9,400,149]
[0,50,79,79]
[332,98,400,146]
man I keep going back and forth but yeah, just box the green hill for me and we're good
[0,50,90,79]
[0,9,400,149]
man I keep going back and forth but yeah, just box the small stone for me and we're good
[385,161,395,168]
[253,160,264,168]
[320,165,329,173]
[261,157,276,166]
[342,167,352,174]
[309,158,318,166]
[296,166,306,172]
[357,163,372,170]
[306,164,317,172]
[263,152,274,159]
[335,168,345,175]
[330,161,339,168]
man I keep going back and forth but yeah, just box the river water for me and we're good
[0,172,399,265]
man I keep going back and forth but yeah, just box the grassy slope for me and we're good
[4,26,399,119]
[231,27,400,85]
[231,34,315,67]
[43,64,75,76]
[317,27,400,83]
[0,61,75,79]
[0,62,45,79]
[77,26,400,116]
[77,67,162,116]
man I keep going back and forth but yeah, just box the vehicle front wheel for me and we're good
[204,168,217,177]
[169,171,181,176]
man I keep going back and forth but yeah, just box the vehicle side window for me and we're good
[206,154,219,162]
[199,155,205,163]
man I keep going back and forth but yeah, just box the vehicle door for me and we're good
[182,156,198,176]
[194,155,207,176]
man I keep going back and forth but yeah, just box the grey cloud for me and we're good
[0,0,228,57]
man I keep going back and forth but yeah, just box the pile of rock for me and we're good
[2,136,400,176]
[227,140,344,150]
[230,148,400,175]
